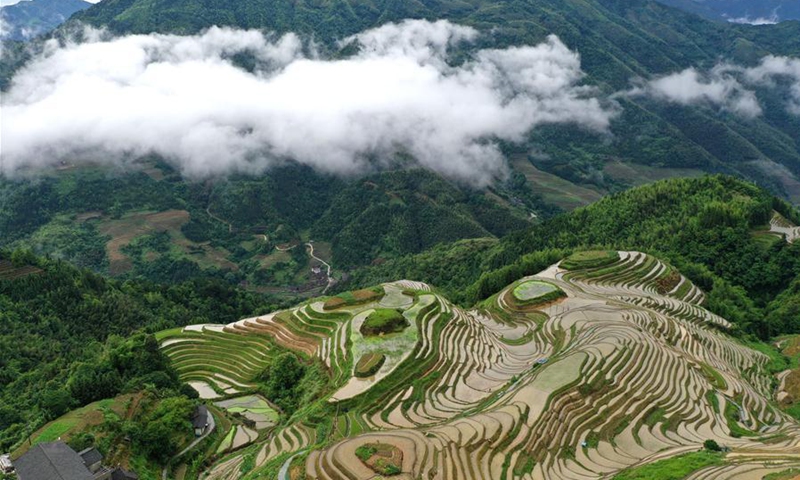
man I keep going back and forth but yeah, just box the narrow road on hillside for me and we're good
[306,241,333,294]
[279,450,307,480]
[206,206,233,233]
[162,411,216,479]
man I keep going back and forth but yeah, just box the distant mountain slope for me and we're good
[655,0,800,23]
[0,164,535,289]
[349,175,800,335]
[0,0,90,40]
[64,0,800,202]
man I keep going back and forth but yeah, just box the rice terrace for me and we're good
[156,251,800,479]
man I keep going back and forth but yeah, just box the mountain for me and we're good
[37,0,800,203]
[349,175,800,335]
[151,253,800,478]
[654,0,800,24]
[0,248,283,452]
[0,163,536,295]
[4,176,800,478]
[0,0,90,40]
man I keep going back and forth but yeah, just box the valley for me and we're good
[2,0,800,478]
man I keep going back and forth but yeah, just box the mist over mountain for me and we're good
[655,0,800,24]
[0,0,89,40]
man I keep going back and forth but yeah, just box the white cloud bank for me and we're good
[631,56,800,118]
[0,20,617,185]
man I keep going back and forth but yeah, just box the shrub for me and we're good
[360,309,408,336]
[703,439,722,452]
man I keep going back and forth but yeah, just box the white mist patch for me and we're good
[630,56,800,118]
[629,65,762,117]
[0,20,616,185]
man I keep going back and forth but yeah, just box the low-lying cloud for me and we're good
[0,20,617,185]
[630,56,800,118]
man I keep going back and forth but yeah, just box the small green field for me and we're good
[324,287,385,310]
[360,309,408,336]
[355,353,386,377]
[509,280,565,307]
[12,395,133,458]
[215,395,279,430]
[561,250,620,270]
[513,281,558,301]
[612,451,724,480]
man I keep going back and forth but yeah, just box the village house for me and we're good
[192,405,209,436]
[12,441,137,480]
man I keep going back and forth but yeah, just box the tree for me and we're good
[704,439,722,452]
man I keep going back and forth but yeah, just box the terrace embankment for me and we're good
[161,255,800,480]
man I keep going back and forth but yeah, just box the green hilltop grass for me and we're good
[360,308,408,336]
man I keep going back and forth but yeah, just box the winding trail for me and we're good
[206,206,233,233]
[306,241,333,294]
[279,450,307,480]
[162,410,217,480]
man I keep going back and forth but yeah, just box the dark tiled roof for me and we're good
[111,468,139,480]
[192,405,208,429]
[14,442,93,480]
[77,447,103,466]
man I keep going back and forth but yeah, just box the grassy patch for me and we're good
[698,362,727,390]
[764,468,800,480]
[360,309,408,336]
[612,451,724,480]
[354,352,386,378]
[323,287,384,310]
[561,250,620,270]
[355,444,377,461]
[511,280,565,306]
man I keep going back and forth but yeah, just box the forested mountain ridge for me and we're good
[654,0,800,23]
[348,175,800,337]
[0,0,90,41]
[62,0,800,198]
[0,164,535,291]
[0,248,286,451]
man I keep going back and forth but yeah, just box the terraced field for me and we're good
[159,254,800,480]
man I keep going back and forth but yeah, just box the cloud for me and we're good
[628,65,762,117]
[726,9,781,25]
[743,55,800,114]
[0,20,617,185]
[726,15,780,25]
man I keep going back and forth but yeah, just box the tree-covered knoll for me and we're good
[0,249,283,451]
[347,175,800,338]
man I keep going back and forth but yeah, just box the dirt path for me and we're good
[206,206,233,233]
[162,410,216,480]
[306,241,333,294]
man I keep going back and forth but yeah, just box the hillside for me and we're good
[654,0,800,23]
[60,0,800,202]
[0,0,90,40]
[0,249,284,451]
[347,176,800,337]
[0,165,533,295]
[152,252,800,479]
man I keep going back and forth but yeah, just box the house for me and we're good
[13,442,94,480]
[78,447,103,473]
[311,266,322,275]
[192,405,209,436]
[111,468,138,480]
[13,441,135,480]
[0,454,13,474]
